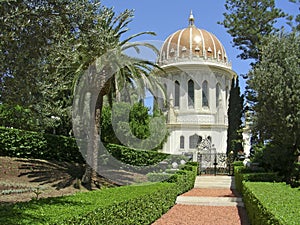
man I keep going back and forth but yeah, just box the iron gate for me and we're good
[196,137,229,175]
[197,153,228,175]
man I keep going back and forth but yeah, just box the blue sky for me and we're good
[102,0,299,94]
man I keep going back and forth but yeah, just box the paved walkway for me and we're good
[152,176,250,225]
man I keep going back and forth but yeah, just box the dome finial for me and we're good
[189,10,195,26]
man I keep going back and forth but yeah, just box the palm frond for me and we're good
[122,42,160,56]
[119,31,156,46]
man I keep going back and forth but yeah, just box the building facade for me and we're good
[156,12,236,161]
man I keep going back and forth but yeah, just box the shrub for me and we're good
[166,165,198,194]
[147,173,173,182]
[106,143,169,166]
[180,164,194,171]
[242,173,282,182]
[233,161,244,167]
[164,169,178,174]
[243,182,300,225]
[66,183,178,225]
[185,162,200,175]
[147,164,198,194]
[234,165,283,194]
[185,161,199,167]
[0,104,38,131]
[0,182,177,225]
[233,165,245,193]
[0,127,84,163]
[252,142,299,184]
[146,163,198,196]
[290,162,300,188]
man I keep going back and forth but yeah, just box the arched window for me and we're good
[180,136,184,149]
[202,80,209,107]
[188,79,194,108]
[175,80,180,107]
[189,134,200,149]
[216,83,221,108]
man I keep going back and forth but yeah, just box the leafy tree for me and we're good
[0,0,101,135]
[227,77,244,157]
[70,10,162,189]
[219,0,294,153]
[248,32,300,182]
[0,104,37,130]
[1,0,162,188]
[129,102,151,140]
[219,0,286,61]
[101,102,167,150]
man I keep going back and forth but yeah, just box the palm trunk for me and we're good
[81,63,111,190]
[81,93,103,190]
[93,93,103,187]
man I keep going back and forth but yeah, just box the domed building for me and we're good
[156,12,236,162]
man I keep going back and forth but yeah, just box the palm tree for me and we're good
[72,8,164,189]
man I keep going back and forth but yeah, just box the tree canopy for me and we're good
[101,102,168,150]
[0,0,134,135]
[219,0,286,61]
[220,0,300,184]
[248,32,300,181]
[0,0,165,188]
[248,32,300,146]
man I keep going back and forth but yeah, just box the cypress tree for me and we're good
[227,77,244,158]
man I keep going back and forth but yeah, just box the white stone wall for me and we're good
[158,65,234,160]
[162,126,228,159]
[161,68,230,114]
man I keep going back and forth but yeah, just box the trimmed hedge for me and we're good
[0,128,169,166]
[106,143,169,166]
[243,182,300,225]
[63,182,179,225]
[233,161,244,167]
[147,163,198,187]
[0,183,176,225]
[0,127,84,163]
[165,164,198,193]
[186,161,200,175]
[147,173,173,182]
[234,165,297,225]
[0,164,198,225]
[234,166,282,194]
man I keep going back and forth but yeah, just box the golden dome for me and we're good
[158,11,230,68]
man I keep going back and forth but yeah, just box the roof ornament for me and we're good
[189,10,195,26]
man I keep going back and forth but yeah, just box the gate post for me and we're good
[213,153,218,176]
[197,153,202,175]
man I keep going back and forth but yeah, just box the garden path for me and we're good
[152,176,250,225]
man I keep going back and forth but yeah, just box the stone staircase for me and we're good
[175,176,244,207]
